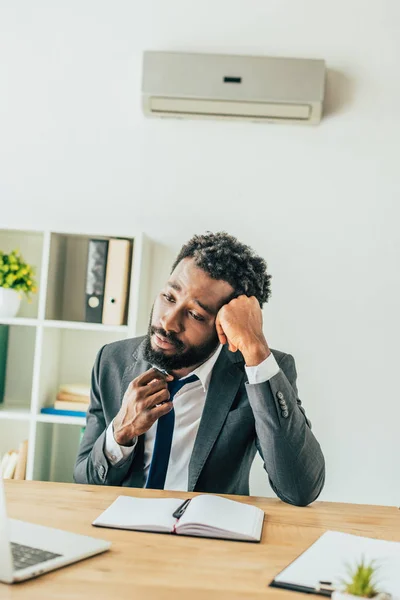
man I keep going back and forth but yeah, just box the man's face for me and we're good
[143,258,235,371]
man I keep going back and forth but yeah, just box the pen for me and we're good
[270,581,333,597]
[154,366,170,376]
[172,499,191,519]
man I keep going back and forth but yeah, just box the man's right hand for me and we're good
[113,368,174,446]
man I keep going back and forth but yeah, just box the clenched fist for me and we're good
[215,295,271,366]
[113,368,174,446]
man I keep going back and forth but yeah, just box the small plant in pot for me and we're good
[0,250,37,318]
[332,557,391,600]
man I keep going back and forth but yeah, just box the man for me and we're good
[74,232,325,506]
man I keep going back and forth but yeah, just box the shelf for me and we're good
[43,320,129,333]
[44,232,134,325]
[0,406,31,421]
[0,227,151,485]
[37,328,125,415]
[36,414,86,426]
[0,317,38,327]
[0,318,128,332]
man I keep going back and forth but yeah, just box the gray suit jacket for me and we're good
[74,337,325,506]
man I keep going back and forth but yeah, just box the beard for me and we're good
[143,319,220,372]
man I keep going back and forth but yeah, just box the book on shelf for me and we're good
[45,382,90,416]
[93,494,264,542]
[0,325,9,404]
[0,451,18,479]
[59,384,91,397]
[40,407,86,418]
[57,392,90,403]
[14,440,28,480]
[0,440,28,480]
[102,238,131,326]
[54,400,88,412]
[0,453,8,475]
[85,239,109,323]
[53,383,90,413]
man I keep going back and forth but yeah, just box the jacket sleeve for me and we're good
[73,345,136,486]
[246,353,325,506]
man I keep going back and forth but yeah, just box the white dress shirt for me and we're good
[104,346,280,491]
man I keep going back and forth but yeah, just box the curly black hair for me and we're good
[171,232,272,307]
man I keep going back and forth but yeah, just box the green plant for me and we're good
[341,557,380,598]
[0,249,37,299]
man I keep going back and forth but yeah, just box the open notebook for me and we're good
[93,494,264,542]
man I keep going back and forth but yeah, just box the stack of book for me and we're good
[40,384,90,418]
[0,440,28,480]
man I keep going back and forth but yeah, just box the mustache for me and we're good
[151,326,185,351]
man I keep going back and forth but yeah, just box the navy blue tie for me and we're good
[145,374,199,490]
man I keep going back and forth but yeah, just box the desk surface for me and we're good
[2,481,399,600]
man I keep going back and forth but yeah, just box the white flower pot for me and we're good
[332,593,363,600]
[332,593,391,600]
[0,288,22,318]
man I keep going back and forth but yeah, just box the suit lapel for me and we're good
[188,347,245,491]
[121,338,152,393]
[119,340,152,486]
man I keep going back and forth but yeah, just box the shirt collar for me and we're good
[178,344,223,393]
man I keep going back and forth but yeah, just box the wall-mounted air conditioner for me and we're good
[142,51,325,125]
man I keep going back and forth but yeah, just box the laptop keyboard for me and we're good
[11,542,62,571]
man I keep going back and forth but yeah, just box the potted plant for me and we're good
[0,249,37,318]
[332,557,391,600]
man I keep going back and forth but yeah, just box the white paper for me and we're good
[92,496,184,532]
[274,531,400,598]
[177,494,264,540]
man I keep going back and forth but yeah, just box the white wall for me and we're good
[0,1,399,506]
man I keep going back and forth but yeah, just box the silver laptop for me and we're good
[0,475,111,583]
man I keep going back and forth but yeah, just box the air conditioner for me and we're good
[142,51,325,125]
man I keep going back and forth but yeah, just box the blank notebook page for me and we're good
[274,530,400,597]
[92,496,184,531]
[178,494,263,537]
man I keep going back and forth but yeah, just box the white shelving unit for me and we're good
[0,227,152,483]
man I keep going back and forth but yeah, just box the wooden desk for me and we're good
[2,481,399,600]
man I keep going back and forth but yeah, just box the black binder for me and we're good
[0,325,9,403]
[85,239,109,323]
